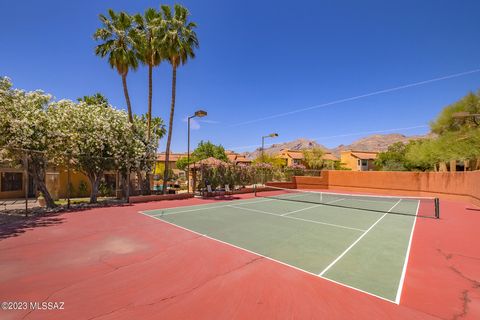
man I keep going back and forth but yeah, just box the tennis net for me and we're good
[254,185,440,218]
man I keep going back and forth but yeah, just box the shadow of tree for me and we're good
[0,214,65,240]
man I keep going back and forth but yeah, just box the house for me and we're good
[278,149,304,167]
[340,150,379,171]
[277,149,339,168]
[0,162,117,201]
[225,150,252,166]
[0,161,33,199]
[155,152,187,177]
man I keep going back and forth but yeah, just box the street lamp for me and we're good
[187,110,207,193]
[261,133,279,161]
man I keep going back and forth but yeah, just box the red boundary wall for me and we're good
[129,193,194,203]
[269,170,480,207]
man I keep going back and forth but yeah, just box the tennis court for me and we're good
[141,187,439,303]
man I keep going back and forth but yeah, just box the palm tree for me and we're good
[132,8,165,140]
[160,4,199,194]
[94,10,138,124]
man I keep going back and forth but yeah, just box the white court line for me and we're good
[280,204,323,216]
[395,200,420,304]
[148,198,277,216]
[145,190,313,217]
[148,190,338,217]
[318,199,403,277]
[139,210,397,304]
[227,204,365,232]
[280,198,345,216]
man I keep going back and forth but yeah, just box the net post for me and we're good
[434,198,440,218]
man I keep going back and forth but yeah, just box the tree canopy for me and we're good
[302,147,325,169]
[430,91,480,134]
[176,141,227,171]
[376,90,480,172]
[0,77,166,205]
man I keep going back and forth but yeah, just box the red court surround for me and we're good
[0,193,478,319]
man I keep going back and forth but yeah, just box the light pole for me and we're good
[187,110,207,193]
[261,133,279,161]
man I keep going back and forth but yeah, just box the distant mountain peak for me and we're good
[243,138,329,159]
[240,134,431,160]
[330,133,431,156]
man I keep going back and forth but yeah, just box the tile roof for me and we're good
[226,151,252,163]
[322,153,339,161]
[194,157,228,166]
[350,152,378,160]
[156,153,187,162]
[278,149,304,160]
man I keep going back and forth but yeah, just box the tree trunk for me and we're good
[32,170,55,208]
[439,162,448,172]
[144,171,151,195]
[121,73,134,124]
[136,170,150,195]
[88,173,102,204]
[449,160,456,172]
[28,156,56,208]
[147,64,153,141]
[162,64,177,194]
[119,172,129,200]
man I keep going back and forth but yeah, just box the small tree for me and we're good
[302,147,324,169]
[252,154,284,168]
[191,141,228,162]
[77,93,109,107]
[375,142,410,171]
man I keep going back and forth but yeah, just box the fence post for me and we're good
[435,198,440,219]
[67,154,71,209]
[126,165,130,204]
[23,152,28,217]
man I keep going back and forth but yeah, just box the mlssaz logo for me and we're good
[29,302,65,310]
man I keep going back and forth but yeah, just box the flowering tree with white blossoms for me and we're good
[1,77,165,207]
[49,100,164,203]
[0,77,57,208]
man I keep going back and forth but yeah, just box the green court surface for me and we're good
[141,193,420,303]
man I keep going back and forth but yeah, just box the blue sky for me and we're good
[1,1,480,152]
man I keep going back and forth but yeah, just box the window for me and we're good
[361,160,368,166]
[1,172,23,192]
[357,160,361,166]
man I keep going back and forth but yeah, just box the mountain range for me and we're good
[242,133,432,159]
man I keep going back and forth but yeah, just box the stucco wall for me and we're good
[292,171,480,207]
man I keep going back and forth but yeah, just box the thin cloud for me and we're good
[182,117,201,130]
[229,68,480,127]
[182,118,219,130]
[198,119,220,124]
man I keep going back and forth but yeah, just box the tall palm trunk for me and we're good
[162,64,177,194]
[147,63,153,140]
[139,63,154,195]
[121,73,134,123]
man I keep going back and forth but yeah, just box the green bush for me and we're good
[78,180,88,197]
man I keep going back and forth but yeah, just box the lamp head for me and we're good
[194,110,207,118]
[269,133,279,138]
